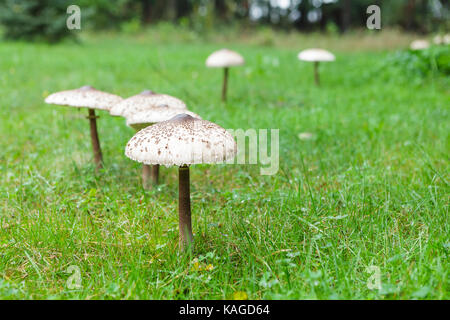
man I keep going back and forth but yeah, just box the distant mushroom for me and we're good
[126,106,201,189]
[110,90,186,118]
[297,49,335,86]
[410,39,430,50]
[433,35,450,46]
[125,114,237,248]
[45,86,123,171]
[206,49,244,102]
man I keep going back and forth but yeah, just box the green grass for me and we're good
[0,30,448,299]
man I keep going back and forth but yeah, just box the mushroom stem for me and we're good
[142,165,159,189]
[151,164,159,185]
[142,164,151,189]
[87,108,103,170]
[314,61,320,86]
[222,67,229,102]
[178,165,193,248]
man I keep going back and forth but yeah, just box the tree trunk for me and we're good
[166,0,177,21]
[141,0,152,24]
[341,0,351,32]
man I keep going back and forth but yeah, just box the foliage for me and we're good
[0,0,73,42]
[383,45,450,79]
[76,0,140,30]
[1,0,449,42]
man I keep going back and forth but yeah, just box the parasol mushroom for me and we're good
[125,114,237,248]
[206,49,244,102]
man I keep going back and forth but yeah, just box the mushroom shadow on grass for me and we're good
[110,90,187,187]
[126,106,201,189]
[45,86,123,171]
[297,49,335,86]
[206,49,245,102]
[125,114,237,249]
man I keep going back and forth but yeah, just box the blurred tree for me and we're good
[0,0,73,42]
[0,0,448,42]
[341,0,351,32]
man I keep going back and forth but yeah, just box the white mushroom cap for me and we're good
[110,90,187,117]
[126,106,202,131]
[125,114,237,167]
[44,85,123,111]
[433,34,450,45]
[298,49,335,62]
[206,49,245,68]
[410,39,430,50]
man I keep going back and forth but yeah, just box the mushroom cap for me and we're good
[110,90,187,117]
[206,49,245,68]
[44,86,123,111]
[410,39,430,50]
[126,106,202,131]
[125,114,237,167]
[444,34,450,45]
[297,49,336,62]
[433,34,450,45]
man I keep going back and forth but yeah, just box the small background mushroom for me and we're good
[206,49,244,102]
[125,114,237,249]
[297,48,335,86]
[45,85,123,171]
[410,39,430,50]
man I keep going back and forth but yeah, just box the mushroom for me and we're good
[410,39,430,50]
[110,90,186,118]
[45,86,123,171]
[125,114,237,248]
[126,106,202,189]
[206,49,244,102]
[110,90,188,187]
[433,35,442,45]
[297,49,335,86]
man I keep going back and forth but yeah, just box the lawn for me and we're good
[0,29,448,299]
